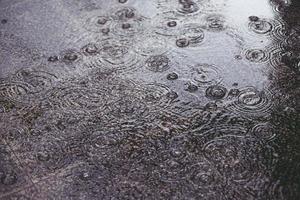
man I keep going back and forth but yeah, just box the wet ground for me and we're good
[0,0,299,199]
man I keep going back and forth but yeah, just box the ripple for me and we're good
[134,34,170,56]
[152,11,181,37]
[176,23,205,48]
[268,44,286,69]
[185,82,198,93]
[83,13,112,33]
[97,39,141,72]
[142,83,174,110]
[111,19,146,39]
[205,85,227,100]
[177,1,200,15]
[226,87,273,119]
[191,122,248,144]
[249,123,277,141]
[45,84,107,111]
[203,135,265,182]
[80,43,100,56]
[157,0,201,16]
[244,49,270,63]
[285,32,300,50]
[103,95,150,121]
[203,14,226,32]
[189,63,222,87]
[14,68,58,93]
[0,80,34,103]
[111,6,138,21]
[59,49,82,65]
[248,18,273,34]
[145,54,170,72]
[188,162,222,188]
[167,72,179,80]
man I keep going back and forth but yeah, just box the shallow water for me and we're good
[0,0,299,199]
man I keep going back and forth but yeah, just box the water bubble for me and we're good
[177,24,205,47]
[204,102,218,111]
[249,16,259,22]
[145,55,170,72]
[111,20,145,38]
[112,7,136,20]
[166,91,179,100]
[118,0,128,3]
[101,28,110,35]
[81,43,99,56]
[167,21,177,27]
[48,56,59,62]
[177,1,200,15]
[185,82,198,93]
[167,72,179,80]
[60,49,81,65]
[228,88,240,97]
[152,11,181,37]
[84,14,112,33]
[244,49,269,63]
[176,38,190,48]
[205,85,227,100]
[203,14,226,32]
[190,63,222,87]
[249,19,273,34]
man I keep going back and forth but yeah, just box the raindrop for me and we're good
[190,63,222,87]
[84,14,112,33]
[167,72,179,80]
[204,14,226,32]
[145,55,170,72]
[248,16,259,22]
[176,38,190,48]
[118,0,128,3]
[226,87,273,118]
[185,82,198,93]
[249,19,273,34]
[112,7,136,20]
[177,24,205,47]
[205,85,227,100]
[244,49,269,63]
[167,21,177,27]
[81,43,99,55]
[60,49,81,65]
[48,56,59,62]
[166,91,179,100]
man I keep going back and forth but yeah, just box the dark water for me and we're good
[0,0,299,199]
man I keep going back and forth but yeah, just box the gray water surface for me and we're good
[0,0,299,199]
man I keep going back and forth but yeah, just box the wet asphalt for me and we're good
[0,0,299,199]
